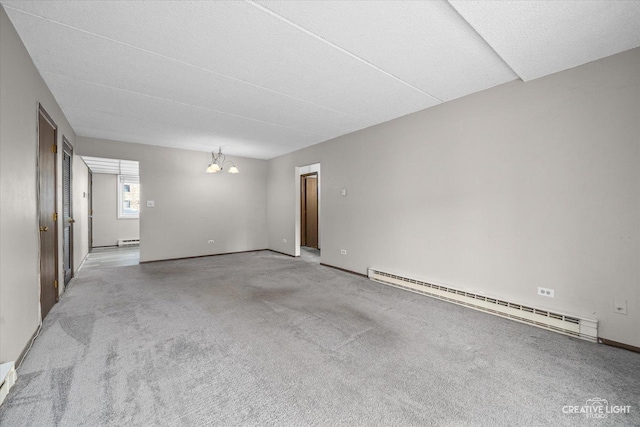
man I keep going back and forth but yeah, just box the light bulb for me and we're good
[206,162,221,173]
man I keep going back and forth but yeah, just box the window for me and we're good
[117,175,140,219]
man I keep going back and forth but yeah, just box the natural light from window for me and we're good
[118,175,140,219]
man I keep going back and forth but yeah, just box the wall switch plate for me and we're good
[208,240,214,244]
[341,188,347,196]
[538,287,554,298]
[282,238,287,243]
[340,249,347,255]
[614,298,627,315]
[146,200,155,208]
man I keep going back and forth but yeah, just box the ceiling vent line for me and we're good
[367,268,598,342]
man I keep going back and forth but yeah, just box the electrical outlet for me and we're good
[340,249,347,255]
[283,238,287,243]
[614,298,627,315]
[341,188,347,196]
[208,240,214,244]
[538,287,554,298]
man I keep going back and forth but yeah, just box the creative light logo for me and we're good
[563,398,632,419]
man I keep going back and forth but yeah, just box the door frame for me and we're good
[300,172,318,248]
[294,163,321,257]
[62,138,74,284]
[37,104,59,316]
[88,171,93,250]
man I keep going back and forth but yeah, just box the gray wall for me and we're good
[77,137,268,262]
[0,6,86,362]
[267,48,640,347]
[91,174,140,247]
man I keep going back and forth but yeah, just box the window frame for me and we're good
[117,175,140,219]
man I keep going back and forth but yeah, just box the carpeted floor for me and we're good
[1,250,638,426]
[299,247,320,264]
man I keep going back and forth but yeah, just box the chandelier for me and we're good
[206,147,239,174]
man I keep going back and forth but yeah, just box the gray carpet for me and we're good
[1,251,638,426]
[300,247,320,264]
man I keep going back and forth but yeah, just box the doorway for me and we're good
[301,173,319,249]
[62,139,74,285]
[88,171,93,250]
[81,157,140,266]
[295,163,321,258]
[38,106,58,320]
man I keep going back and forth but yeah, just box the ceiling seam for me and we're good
[43,71,330,138]
[245,0,443,103]
[73,108,227,138]
[74,125,307,159]
[69,106,327,148]
[74,125,203,146]
[4,5,361,120]
[445,1,523,81]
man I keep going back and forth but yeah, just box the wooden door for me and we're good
[38,107,58,319]
[62,140,73,285]
[301,174,318,248]
[300,175,306,247]
[88,172,93,249]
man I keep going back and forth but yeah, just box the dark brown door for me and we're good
[38,107,58,319]
[301,175,306,247]
[88,172,93,249]
[301,174,318,248]
[62,140,73,285]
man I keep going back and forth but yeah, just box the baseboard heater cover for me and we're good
[117,238,140,247]
[0,362,17,406]
[368,268,598,342]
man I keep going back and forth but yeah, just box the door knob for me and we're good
[68,218,76,223]
[40,226,49,232]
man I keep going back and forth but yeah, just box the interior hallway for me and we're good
[0,251,638,426]
[80,246,140,270]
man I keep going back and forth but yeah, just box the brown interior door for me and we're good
[88,172,93,250]
[304,175,318,249]
[300,175,307,247]
[62,140,73,285]
[38,107,58,319]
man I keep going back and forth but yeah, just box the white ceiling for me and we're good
[449,1,640,82]
[3,1,640,160]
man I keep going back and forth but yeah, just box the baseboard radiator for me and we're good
[117,238,140,247]
[0,362,17,406]
[368,268,598,342]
